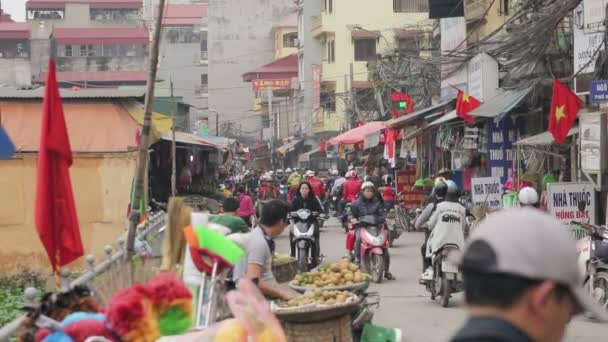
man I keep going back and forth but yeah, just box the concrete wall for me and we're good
[0,58,31,86]
[208,0,294,140]
[0,153,135,274]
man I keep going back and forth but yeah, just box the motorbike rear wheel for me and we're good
[589,272,608,314]
[369,254,385,283]
[297,247,308,272]
[441,277,452,308]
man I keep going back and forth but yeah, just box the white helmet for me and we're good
[305,170,315,177]
[286,168,292,173]
[331,169,339,176]
[361,181,375,191]
[276,169,284,174]
[268,170,275,175]
[518,187,539,205]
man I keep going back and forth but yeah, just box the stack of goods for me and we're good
[291,261,369,289]
[274,290,357,312]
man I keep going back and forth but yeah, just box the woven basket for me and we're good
[273,259,298,283]
[282,314,353,342]
[274,297,361,323]
[289,278,370,294]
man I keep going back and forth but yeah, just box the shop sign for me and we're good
[547,182,596,224]
[487,117,522,184]
[440,17,468,101]
[471,177,503,209]
[573,1,604,94]
[467,52,499,101]
[395,167,425,209]
[251,79,292,91]
[589,80,608,103]
[579,112,606,172]
[363,131,380,150]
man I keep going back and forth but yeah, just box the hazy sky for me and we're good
[3,0,26,22]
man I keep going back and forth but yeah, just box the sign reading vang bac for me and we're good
[547,182,596,224]
[471,177,503,209]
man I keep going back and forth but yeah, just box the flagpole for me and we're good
[126,0,166,258]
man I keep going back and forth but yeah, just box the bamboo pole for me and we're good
[126,0,167,258]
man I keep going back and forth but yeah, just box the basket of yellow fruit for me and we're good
[272,290,361,323]
[272,253,298,283]
[289,260,370,293]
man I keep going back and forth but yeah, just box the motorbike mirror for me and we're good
[578,200,587,212]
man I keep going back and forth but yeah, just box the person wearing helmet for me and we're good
[422,181,467,281]
[518,186,539,208]
[343,170,362,203]
[275,169,286,185]
[258,175,279,200]
[285,167,293,174]
[349,182,394,280]
[332,171,348,216]
[305,170,326,200]
[416,181,448,281]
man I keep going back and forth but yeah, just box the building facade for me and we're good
[207,0,294,143]
[0,21,31,86]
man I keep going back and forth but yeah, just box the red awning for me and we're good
[27,0,142,10]
[36,71,147,83]
[351,30,381,39]
[52,27,148,45]
[243,54,298,82]
[155,4,207,26]
[328,121,386,145]
[0,23,30,39]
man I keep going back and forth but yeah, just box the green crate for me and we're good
[361,323,402,342]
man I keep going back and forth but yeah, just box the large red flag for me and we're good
[35,58,83,271]
[455,88,481,124]
[548,80,582,144]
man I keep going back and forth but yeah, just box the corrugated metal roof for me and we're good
[0,86,146,99]
[428,110,458,127]
[469,87,533,120]
[0,23,30,39]
[386,100,454,128]
[242,54,298,81]
[514,126,579,146]
[37,71,148,83]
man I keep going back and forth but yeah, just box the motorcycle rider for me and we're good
[275,169,287,185]
[258,175,279,200]
[290,181,324,262]
[422,182,467,281]
[324,169,339,213]
[305,170,326,201]
[518,186,539,208]
[350,182,395,280]
[416,181,448,281]
[332,171,347,215]
[287,168,301,201]
[381,176,396,211]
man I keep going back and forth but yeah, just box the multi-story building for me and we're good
[0,16,31,86]
[25,0,148,86]
[207,0,294,142]
[305,0,429,137]
[156,3,208,132]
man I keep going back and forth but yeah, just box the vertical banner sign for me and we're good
[547,182,596,224]
[395,166,424,209]
[471,177,503,208]
[487,117,520,184]
[312,64,322,124]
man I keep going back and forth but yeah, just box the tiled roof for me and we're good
[52,27,148,44]
[242,54,298,81]
[26,0,142,10]
[0,23,30,39]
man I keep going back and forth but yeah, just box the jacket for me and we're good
[332,177,346,195]
[381,187,395,202]
[343,178,362,202]
[258,185,279,200]
[237,193,255,217]
[291,195,323,213]
[426,200,466,257]
[450,317,533,342]
[351,196,385,222]
[287,172,302,187]
[308,177,326,199]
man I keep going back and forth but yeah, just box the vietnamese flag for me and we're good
[455,88,481,124]
[548,80,582,144]
[35,58,84,271]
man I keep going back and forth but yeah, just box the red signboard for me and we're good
[391,92,410,102]
[252,79,292,91]
[395,166,424,209]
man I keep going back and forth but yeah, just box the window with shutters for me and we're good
[324,0,333,13]
[354,39,376,61]
[393,0,429,12]
[327,40,335,63]
[321,91,336,113]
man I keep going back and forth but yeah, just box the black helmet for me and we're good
[434,181,448,199]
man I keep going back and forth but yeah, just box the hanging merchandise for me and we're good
[462,127,480,149]
[384,128,397,168]
[400,127,417,160]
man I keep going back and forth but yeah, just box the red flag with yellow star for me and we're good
[548,80,582,144]
[455,88,481,124]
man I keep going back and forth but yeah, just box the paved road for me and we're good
[276,217,608,341]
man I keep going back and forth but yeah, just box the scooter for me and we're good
[357,215,390,283]
[290,209,321,272]
[423,244,463,307]
[572,201,608,316]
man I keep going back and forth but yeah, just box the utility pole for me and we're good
[170,79,176,197]
[268,89,274,169]
[215,112,219,136]
[349,63,357,129]
[126,0,166,257]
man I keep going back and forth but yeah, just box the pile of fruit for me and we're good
[291,261,368,288]
[278,290,355,308]
[273,253,294,265]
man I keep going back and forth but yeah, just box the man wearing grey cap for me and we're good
[451,208,608,342]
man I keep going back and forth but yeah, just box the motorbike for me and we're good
[422,244,463,307]
[289,209,321,272]
[572,201,608,316]
[356,215,390,283]
[385,209,404,247]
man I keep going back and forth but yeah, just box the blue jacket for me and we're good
[351,195,385,222]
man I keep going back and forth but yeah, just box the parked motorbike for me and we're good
[573,201,608,316]
[290,209,321,272]
[422,244,463,307]
[356,215,390,283]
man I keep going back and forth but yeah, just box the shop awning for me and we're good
[469,87,533,120]
[328,121,386,145]
[428,110,458,127]
[161,131,220,149]
[200,135,235,150]
[298,147,321,162]
[514,126,579,146]
[276,139,303,155]
[385,100,453,128]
